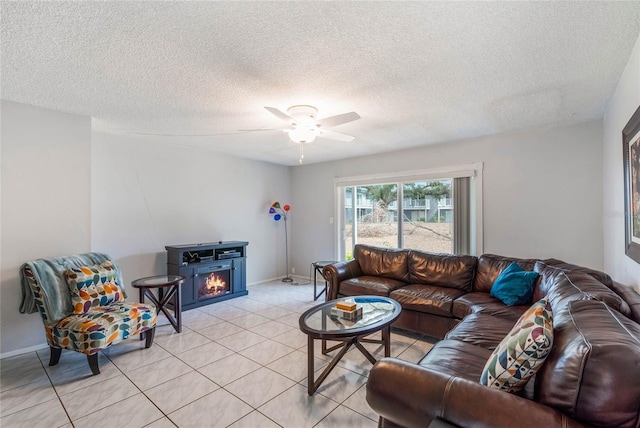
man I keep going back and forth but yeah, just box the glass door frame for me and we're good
[333,163,484,261]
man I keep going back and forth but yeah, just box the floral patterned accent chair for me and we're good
[20,252,157,375]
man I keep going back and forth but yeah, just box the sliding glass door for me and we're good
[342,179,456,259]
[336,164,482,261]
[400,180,453,253]
[344,184,399,259]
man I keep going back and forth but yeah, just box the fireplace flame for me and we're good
[205,273,226,294]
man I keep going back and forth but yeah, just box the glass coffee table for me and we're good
[299,295,401,395]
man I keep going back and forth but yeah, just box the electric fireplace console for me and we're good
[166,241,248,311]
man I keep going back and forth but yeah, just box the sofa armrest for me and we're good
[323,260,362,300]
[367,358,586,428]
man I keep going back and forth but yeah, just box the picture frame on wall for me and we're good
[623,105,640,264]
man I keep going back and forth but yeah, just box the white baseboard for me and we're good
[248,274,311,286]
[1,342,48,360]
[0,277,313,360]
[248,276,282,285]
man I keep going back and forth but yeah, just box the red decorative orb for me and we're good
[283,204,291,212]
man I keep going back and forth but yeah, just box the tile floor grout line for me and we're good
[0,361,45,394]
[313,403,344,428]
[341,384,379,423]
[1,396,68,423]
[3,283,435,427]
[106,343,199,427]
[34,347,76,426]
[141,415,176,428]
[98,345,168,425]
[147,386,218,426]
[218,381,287,424]
[247,408,285,428]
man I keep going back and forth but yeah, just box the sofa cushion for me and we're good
[408,251,476,292]
[473,254,538,293]
[452,292,528,322]
[609,281,640,323]
[535,300,640,428]
[451,292,486,318]
[445,313,515,350]
[354,244,410,283]
[338,276,407,298]
[534,262,631,317]
[480,297,554,393]
[534,263,597,317]
[390,284,465,317]
[543,258,613,287]
[473,302,528,322]
[418,339,492,382]
[533,261,570,300]
[490,262,538,306]
[64,261,124,314]
[566,271,630,316]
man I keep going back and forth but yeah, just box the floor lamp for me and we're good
[269,202,293,282]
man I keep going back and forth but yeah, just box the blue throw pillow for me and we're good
[490,262,539,306]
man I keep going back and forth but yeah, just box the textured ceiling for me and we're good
[2,2,640,166]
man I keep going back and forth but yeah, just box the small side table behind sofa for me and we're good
[311,261,336,301]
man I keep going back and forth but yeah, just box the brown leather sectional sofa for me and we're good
[323,244,640,428]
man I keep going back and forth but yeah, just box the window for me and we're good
[334,164,483,260]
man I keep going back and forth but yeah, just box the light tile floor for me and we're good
[0,281,437,428]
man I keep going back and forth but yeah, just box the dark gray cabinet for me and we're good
[165,241,248,311]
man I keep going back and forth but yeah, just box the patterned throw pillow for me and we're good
[65,261,124,314]
[480,297,554,393]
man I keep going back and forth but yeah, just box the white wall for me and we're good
[0,103,290,357]
[603,32,640,292]
[91,132,291,290]
[291,121,604,275]
[1,101,92,356]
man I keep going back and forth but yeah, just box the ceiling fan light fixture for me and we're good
[257,104,360,163]
[288,126,317,144]
[287,105,317,125]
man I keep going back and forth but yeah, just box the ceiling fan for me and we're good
[244,105,361,144]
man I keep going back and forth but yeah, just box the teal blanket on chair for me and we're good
[19,252,125,324]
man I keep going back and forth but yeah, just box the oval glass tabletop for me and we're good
[299,296,401,337]
[131,275,184,287]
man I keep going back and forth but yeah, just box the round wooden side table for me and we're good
[132,274,185,333]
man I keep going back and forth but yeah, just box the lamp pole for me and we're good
[282,214,293,282]
[269,202,293,282]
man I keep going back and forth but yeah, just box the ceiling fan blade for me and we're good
[316,112,361,128]
[265,106,295,123]
[317,129,355,142]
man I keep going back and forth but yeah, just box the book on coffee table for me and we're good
[330,306,363,320]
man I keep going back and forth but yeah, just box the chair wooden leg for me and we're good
[49,347,62,366]
[145,327,156,348]
[87,353,100,375]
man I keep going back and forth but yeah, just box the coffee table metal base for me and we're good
[306,326,391,395]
